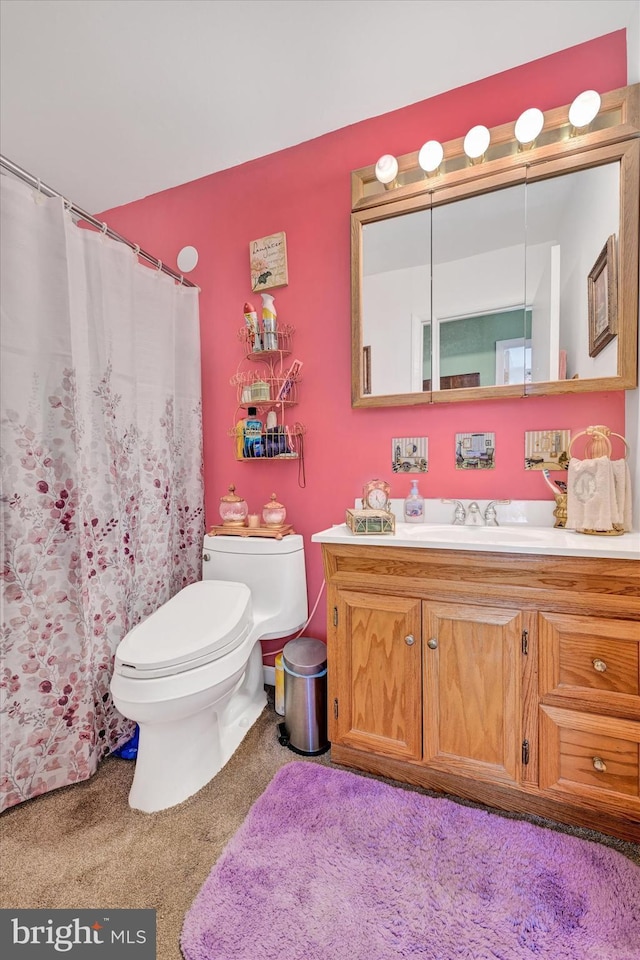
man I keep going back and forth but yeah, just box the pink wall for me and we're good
[99,32,627,658]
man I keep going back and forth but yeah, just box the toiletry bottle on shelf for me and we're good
[265,411,282,458]
[243,407,263,458]
[261,293,278,351]
[235,417,245,460]
[244,301,262,352]
[404,479,424,523]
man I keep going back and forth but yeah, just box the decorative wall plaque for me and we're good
[250,232,288,292]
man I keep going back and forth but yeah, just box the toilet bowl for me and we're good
[110,534,307,812]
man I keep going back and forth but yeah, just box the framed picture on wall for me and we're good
[250,232,288,291]
[588,234,617,358]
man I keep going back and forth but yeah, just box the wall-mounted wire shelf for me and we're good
[230,369,302,409]
[238,324,294,359]
[228,422,305,461]
[231,322,304,481]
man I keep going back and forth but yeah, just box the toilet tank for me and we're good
[202,534,308,640]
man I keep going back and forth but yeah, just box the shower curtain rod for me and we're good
[0,154,198,288]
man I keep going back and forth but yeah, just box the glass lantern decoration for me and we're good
[262,493,287,527]
[219,484,249,526]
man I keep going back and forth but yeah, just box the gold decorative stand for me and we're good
[208,523,295,541]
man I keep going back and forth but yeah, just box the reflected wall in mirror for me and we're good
[362,209,431,396]
[352,83,639,407]
[525,162,619,383]
[431,183,527,391]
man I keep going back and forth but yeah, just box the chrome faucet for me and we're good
[441,499,466,525]
[442,498,512,526]
[465,501,483,526]
[483,499,512,526]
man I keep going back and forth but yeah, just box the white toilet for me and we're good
[110,533,307,812]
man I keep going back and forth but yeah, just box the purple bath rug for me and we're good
[181,762,640,960]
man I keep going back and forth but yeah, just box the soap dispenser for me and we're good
[404,479,424,523]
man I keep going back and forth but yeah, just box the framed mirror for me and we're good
[351,84,639,407]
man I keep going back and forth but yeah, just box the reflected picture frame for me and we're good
[588,234,617,358]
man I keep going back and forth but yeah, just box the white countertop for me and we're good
[312,522,640,560]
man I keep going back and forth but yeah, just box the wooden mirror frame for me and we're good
[351,84,639,408]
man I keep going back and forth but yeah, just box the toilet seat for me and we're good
[114,580,252,679]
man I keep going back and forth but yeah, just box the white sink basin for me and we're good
[398,524,552,545]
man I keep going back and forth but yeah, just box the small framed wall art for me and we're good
[392,437,428,473]
[455,432,495,470]
[250,232,288,292]
[524,429,570,470]
[588,234,617,358]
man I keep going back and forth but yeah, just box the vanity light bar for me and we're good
[367,84,638,206]
[375,90,599,186]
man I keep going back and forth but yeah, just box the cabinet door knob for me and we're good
[592,756,607,773]
[405,634,415,646]
[427,638,438,650]
[592,658,607,673]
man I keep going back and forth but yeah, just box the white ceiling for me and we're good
[1,0,638,214]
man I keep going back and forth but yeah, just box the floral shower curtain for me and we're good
[0,176,204,811]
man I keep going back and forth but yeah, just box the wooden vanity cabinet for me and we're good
[321,543,640,842]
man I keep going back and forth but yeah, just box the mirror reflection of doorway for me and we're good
[495,337,532,385]
[416,307,531,390]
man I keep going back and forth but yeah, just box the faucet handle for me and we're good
[441,498,466,525]
[484,499,511,525]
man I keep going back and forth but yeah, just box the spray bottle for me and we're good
[261,293,278,351]
[243,301,262,352]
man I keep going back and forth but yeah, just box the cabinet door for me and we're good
[423,601,522,785]
[331,590,422,761]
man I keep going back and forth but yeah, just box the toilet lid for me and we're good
[115,580,252,676]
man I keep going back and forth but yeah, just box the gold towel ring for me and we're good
[568,426,629,460]
[568,428,611,459]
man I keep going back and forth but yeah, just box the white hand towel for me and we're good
[611,459,632,531]
[566,457,615,531]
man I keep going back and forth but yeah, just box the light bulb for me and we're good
[374,154,399,186]
[568,90,601,130]
[463,125,491,161]
[514,108,544,147]
[418,140,444,174]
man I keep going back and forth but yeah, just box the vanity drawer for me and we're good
[540,705,640,806]
[538,612,640,716]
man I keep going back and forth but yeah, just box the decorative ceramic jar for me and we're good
[219,484,249,526]
[262,493,286,527]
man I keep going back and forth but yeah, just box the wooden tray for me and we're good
[207,523,295,540]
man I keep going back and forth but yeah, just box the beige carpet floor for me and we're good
[1,699,638,960]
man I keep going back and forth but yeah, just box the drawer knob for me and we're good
[592,658,607,673]
[405,634,416,646]
[592,756,607,773]
[427,638,438,650]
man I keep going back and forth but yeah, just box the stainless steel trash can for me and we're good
[282,637,329,755]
